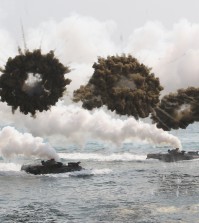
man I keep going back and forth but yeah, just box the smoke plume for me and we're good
[125,20,199,94]
[21,105,181,148]
[151,87,199,130]
[0,126,59,160]
[73,55,163,119]
[0,49,71,116]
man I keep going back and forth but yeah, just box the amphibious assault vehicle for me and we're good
[21,159,83,175]
[147,148,199,162]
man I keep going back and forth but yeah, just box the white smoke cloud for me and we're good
[17,105,181,148]
[25,14,118,64]
[125,19,199,94]
[0,126,59,160]
[64,63,94,101]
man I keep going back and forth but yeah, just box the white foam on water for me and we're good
[59,152,147,162]
[0,162,21,172]
[45,168,112,178]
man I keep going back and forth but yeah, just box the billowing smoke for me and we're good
[25,14,118,64]
[20,105,181,148]
[73,55,163,119]
[0,126,59,160]
[1,16,199,95]
[125,20,199,94]
[3,15,199,150]
[151,87,199,130]
[0,49,71,116]
[70,19,199,131]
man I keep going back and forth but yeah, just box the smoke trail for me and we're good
[0,126,59,160]
[22,105,181,148]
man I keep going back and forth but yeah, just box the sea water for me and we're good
[1,124,199,223]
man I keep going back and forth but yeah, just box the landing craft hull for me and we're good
[147,151,199,162]
[21,161,83,175]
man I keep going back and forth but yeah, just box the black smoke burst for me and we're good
[0,49,71,116]
[73,54,163,119]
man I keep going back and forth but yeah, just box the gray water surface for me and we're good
[1,124,199,223]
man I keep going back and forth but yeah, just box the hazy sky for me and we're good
[1,0,199,39]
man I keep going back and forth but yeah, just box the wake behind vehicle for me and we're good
[147,148,199,162]
[21,159,83,175]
